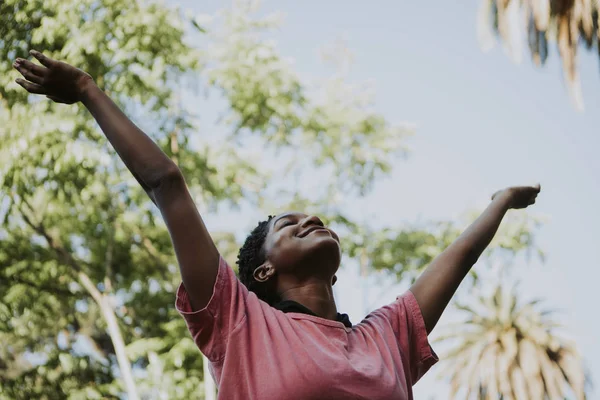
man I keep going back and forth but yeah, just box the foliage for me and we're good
[342,211,544,283]
[0,0,211,398]
[477,0,600,111]
[436,282,588,399]
[0,0,574,398]
[206,0,409,195]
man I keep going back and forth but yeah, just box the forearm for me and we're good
[79,84,218,312]
[410,193,512,332]
[80,80,177,191]
[447,193,511,265]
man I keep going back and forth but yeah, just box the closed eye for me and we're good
[277,220,296,230]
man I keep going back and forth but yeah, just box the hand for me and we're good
[13,50,94,104]
[491,184,541,209]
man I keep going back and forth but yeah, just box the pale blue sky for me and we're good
[171,1,600,397]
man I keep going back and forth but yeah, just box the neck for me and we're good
[279,281,338,321]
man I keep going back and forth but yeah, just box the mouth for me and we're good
[298,226,330,238]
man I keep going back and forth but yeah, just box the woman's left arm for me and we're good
[410,184,541,334]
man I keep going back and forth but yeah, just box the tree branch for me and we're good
[17,198,83,275]
[104,219,116,294]
[14,198,138,397]
[77,271,104,305]
[7,276,75,297]
[15,199,107,306]
[130,225,171,281]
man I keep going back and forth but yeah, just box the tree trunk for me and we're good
[203,354,216,400]
[360,247,369,315]
[17,202,139,399]
[78,272,140,400]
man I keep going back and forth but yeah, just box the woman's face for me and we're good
[260,212,341,283]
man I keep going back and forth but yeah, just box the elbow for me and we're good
[159,163,185,184]
[150,163,186,195]
[463,247,481,267]
[451,235,484,264]
[448,241,481,268]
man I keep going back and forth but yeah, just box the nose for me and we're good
[300,215,324,228]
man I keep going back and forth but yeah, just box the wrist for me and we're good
[492,189,513,210]
[76,74,96,102]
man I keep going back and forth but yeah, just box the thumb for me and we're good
[533,183,541,192]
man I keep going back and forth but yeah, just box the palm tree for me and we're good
[436,283,587,399]
[477,0,600,111]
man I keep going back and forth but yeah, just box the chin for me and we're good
[307,237,341,266]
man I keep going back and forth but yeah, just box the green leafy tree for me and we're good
[1,0,212,398]
[0,0,566,399]
[0,0,411,397]
[477,0,600,111]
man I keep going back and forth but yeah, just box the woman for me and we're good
[13,51,540,400]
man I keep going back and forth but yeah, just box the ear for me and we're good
[253,262,276,283]
[332,275,337,286]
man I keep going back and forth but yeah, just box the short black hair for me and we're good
[237,216,279,305]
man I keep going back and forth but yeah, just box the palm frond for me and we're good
[480,0,600,110]
[440,281,586,399]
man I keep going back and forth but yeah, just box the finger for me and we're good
[15,58,47,76]
[533,183,541,192]
[29,49,56,68]
[529,193,537,203]
[13,62,45,85]
[15,78,46,94]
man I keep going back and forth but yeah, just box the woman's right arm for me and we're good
[80,81,219,311]
[13,50,218,310]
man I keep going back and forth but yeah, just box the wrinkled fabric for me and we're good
[176,257,438,400]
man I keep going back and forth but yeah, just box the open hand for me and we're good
[13,50,93,104]
[492,184,541,209]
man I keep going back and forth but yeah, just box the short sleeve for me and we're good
[371,290,438,384]
[175,256,249,362]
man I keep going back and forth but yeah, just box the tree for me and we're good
[1,0,210,398]
[0,0,575,398]
[477,0,600,111]
[436,281,588,399]
[0,0,413,397]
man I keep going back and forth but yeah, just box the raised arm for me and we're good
[13,50,218,310]
[410,184,541,333]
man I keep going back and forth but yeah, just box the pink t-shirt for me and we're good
[176,256,438,400]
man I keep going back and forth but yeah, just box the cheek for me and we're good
[330,230,340,242]
[267,233,299,261]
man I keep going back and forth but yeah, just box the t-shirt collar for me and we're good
[273,300,353,328]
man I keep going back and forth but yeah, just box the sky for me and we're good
[170,1,600,398]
